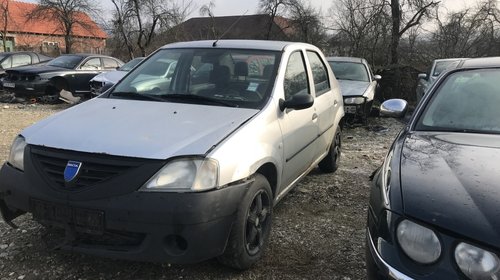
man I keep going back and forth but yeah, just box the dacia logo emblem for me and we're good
[64,161,82,183]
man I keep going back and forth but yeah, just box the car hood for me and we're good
[400,132,500,247]
[90,71,127,84]
[337,80,370,97]
[6,65,68,75]
[22,98,258,159]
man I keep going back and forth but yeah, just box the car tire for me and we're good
[218,174,273,270]
[318,129,341,173]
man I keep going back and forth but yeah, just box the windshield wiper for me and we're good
[160,93,238,107]
[111,91,166,102]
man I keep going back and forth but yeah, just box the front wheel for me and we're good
[218,174,273,270]
[318,129,341,173]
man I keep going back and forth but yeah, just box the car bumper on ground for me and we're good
[0,161,250,263]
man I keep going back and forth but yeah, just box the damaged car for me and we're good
[89,57,144,96]
[367,57,500,279]
[327,56,381,124]
[0,40,344,269]
[2,54,124,102]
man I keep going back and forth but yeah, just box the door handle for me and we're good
[312,113,318,121]
[334,100,338,106]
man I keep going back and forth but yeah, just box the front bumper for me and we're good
[3,79,49,97]
[0,161,250,263]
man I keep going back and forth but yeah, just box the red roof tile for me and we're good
[2,0,106,39]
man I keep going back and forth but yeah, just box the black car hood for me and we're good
[6,65,67,74]
[400,132,500,246]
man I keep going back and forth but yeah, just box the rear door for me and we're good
[305,50,338,161]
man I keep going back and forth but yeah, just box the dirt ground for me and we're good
[0,102,404,280]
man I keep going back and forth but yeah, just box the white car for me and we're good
[89,57,144,95]
[0,40,345,269]
[327,56,381,124]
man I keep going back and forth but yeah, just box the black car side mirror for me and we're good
[279,94,314,112]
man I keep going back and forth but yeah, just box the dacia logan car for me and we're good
[0,40,344,269]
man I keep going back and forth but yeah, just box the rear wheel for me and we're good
[318,129,341,173]
[218,174,273,270]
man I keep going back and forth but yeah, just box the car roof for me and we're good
[325,56,365,64]
[459,57,500,69]
[434,58,467,63]
[161,40,315,51]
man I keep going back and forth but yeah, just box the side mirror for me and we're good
[418,73,428,80]
[380,99,408,118]
[373,75,382,81]
[279,94,314,111]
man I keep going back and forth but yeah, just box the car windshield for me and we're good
[416,69,500,134]
[433,60,461,77]
[329,61,369,82]
[47,55,84,69]
[110,48,280,109]
[119,57,144,71]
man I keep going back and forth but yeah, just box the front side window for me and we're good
[284,51,310,100]
[47,55,83,69]
[329,61,369,82]
[110,48,280,109]
[416,69,500,134]
[307,51,330,96]
[12,54,32,67]
[103,58,120,70]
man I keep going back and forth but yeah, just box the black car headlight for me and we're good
[8,136,26,171]
[455,242,500,279]
[396,219,442,264]
[140,157,219,192]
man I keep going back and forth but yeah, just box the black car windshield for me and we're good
[47,55,84,69]
[329,61,369,82]
[416,69,500,134]
[109,48,280,109]
[433,60,461,77]
[119,57,144,71]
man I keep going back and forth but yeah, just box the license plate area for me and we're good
[345,105,357,114]
[30,199,104,235]
[3,82,15,88]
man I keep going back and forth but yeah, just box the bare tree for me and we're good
[287,0,325,46]
[28,0,99,54]
[0,0,9,52]
[389,0,439,64]
[199,1,217,38]
[259,0,288,39]
[111,0,135,60]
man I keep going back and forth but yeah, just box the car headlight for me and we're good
[344,97,365,105]
[396,219,442,264]
[141,158,218,192]
[455,242,500,279]
[8,136,27,171]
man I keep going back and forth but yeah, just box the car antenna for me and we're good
[212,10,248,47]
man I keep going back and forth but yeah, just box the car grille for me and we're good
[89,80,104,95]
[30,146,143,190]
[5,72,36,81]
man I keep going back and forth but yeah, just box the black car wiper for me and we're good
[160,93,238,107]
[110,91,166,102]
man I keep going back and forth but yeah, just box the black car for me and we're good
[367,57,500,279]
[0,51,52,77]
[2,54,124,99]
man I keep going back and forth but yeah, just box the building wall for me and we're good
[5,33,105,55]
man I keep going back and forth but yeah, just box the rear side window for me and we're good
[284,51,310,100]
[81,58,102,70]
[306,51,330,96]
[103,58,120,70]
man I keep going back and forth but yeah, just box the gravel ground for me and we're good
[0,102,404,280]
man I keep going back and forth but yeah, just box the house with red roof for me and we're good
[0,0,106,55]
